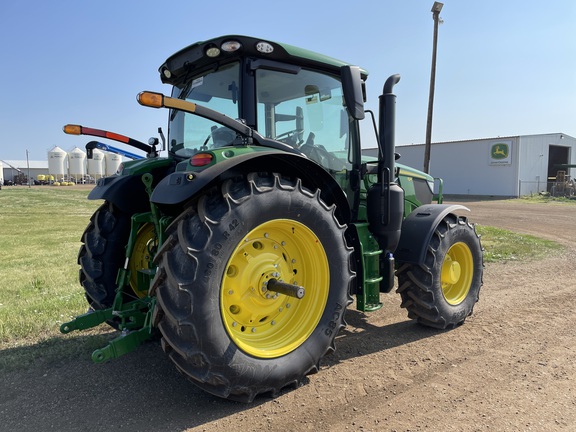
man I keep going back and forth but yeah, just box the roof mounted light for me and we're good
[221,40,242,52]
[206,46,221,57]
[162,67,172,79]
[256,41,274,54]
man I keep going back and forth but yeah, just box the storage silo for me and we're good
[48,146,67,181]
[0,160,4,185]
[68,147,86,182]
[105,153,122,176]
[87,148,104,181]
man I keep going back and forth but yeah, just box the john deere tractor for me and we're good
[61,35,483,402]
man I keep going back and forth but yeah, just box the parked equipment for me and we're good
[61,36,483,402]
[550,170,575,197]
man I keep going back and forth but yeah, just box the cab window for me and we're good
[256,68,352,171]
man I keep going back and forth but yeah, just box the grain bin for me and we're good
[105,153,122,176]
[0,160,4,185]
[87,148,104,180]
[48,146,67,179]
[68,147,86,182]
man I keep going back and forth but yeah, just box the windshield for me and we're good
[167,60,353,171]
[256,68,352,171]
[168,62,240,157]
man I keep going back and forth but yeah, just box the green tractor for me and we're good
[61,35,483,402]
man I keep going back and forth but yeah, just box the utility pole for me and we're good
[26,149,31,188]
[424,1,444,174]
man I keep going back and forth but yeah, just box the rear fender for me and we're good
[88,175,151,214]
[151,151,351,224]
[394,204,470,265]
[89,159,174,214]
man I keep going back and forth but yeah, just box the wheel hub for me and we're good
[442,258,462,285]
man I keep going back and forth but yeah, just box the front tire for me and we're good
[152,172,353,402]
[395,214,483,329]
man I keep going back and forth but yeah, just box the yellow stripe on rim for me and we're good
[221,219,329,358]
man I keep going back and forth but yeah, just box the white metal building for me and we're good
[1,160,49,184]
[364,133,576,197]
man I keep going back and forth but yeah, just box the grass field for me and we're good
[476,225,561,263]
[0,186,110,369]
[0,186,564,369]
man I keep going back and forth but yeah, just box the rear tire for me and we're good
[78,202,130,309]
[152,172,353,402]
[396,214,483,329]
[78,202,154,310]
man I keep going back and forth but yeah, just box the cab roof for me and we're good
[159,35,368,84]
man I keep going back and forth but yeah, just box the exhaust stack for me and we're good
[367,74,404,253]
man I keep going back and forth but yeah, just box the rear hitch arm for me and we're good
[60,308,113,334]
[91,299,156,363]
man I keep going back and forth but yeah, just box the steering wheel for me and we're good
[275,128,304,147]
[201,126,236,149]
[300,134,346,171]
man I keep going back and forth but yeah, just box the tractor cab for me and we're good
[155,36,370,216]
[161,36,359,173]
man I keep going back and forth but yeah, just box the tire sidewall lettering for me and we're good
[324,302,343,336]
[202,261,216,283]
[203,218,240,283]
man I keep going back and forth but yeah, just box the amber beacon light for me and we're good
[137,91,164,108]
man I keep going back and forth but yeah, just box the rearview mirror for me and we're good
[341,66,365,120]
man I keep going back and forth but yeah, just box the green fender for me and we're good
[150,151,352,224]
[394,204,470,265]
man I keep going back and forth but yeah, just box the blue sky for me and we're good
[1,0,574,161]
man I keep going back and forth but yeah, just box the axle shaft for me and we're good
[267,278,305,299]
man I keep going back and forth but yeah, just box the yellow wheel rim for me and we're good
[441,241,473,305]
[128,223,156,298]
[221,219,329,358]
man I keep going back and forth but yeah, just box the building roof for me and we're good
[397,132,573,148]
[0,159,49,170]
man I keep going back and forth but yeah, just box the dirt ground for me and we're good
[1,199,575,431]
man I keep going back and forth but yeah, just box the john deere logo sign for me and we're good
[490,141,512,165]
